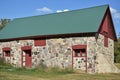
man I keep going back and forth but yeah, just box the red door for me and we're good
[25,50,32,68]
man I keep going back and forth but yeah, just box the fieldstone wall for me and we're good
[0,40,34,67]
[0,41,21,67]
[95,34,120,73]
[0,34,119,73]
[0,37,96,73]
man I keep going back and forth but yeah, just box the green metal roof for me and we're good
[0,5,108,40]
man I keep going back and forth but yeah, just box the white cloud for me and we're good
[36,7,52,12]
[110,7,120,19]
[56,10,62,13]
[56,9,69,13]
[63,9,69,12]
[110,7,117,14]
[114,13,120,19]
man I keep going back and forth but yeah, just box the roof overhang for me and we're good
[0,32,96,42]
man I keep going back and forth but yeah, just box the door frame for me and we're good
[72,45,87,72]
[21,46,32,68]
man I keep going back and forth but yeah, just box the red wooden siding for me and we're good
[34,39,46,46]
[99,8,117,41]
[101,13,109,33]
[108,18,115,40]
[99,8,117,47]
[101,12,109,47]
[72,45,87,49]
[21,46,32,50]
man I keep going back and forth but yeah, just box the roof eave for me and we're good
[0,32,97,42]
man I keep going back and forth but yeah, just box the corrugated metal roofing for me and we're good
[0,5,108,40]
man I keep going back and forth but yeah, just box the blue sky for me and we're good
[0,0,120,37]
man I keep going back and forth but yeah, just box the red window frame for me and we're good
[2,47,11,57]
[34,39,46,46]
[72,45,87,57]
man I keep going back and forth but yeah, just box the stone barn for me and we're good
[0,5,119,73]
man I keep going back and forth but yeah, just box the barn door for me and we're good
[21,46,32,68]
[72,45,87,72]
[25,50,32,68]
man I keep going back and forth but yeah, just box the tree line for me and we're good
[114,32,120,63]
[0,19,120,63]
[0,19,10,30]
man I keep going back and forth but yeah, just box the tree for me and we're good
[118,32,120,41]
[114,32,120,63]
[0,19,11,30]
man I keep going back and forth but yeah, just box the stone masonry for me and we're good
[0,34,119,73]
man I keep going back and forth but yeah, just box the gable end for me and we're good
[98,6,117,41]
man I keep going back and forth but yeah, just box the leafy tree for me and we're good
[0,19,11,30]
[118,32,120,41]
[114,32,120,63]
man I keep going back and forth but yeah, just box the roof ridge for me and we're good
[14,4,109,20]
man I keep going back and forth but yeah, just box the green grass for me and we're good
[0,66,75,79]
[0,70,120,80]
[115,63,120,69]
[0,63,120,80]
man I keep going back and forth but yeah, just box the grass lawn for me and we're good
[115,63,120,69]
[0,63,120,80]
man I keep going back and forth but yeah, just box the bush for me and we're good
[114,40,120,63]
[116,55,120,63]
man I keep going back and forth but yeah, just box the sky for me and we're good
[0,0,120,37]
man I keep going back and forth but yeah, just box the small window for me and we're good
[74,49,86,57]
[81,49,86,57]
[5,51,10,57]
[34,39,46,46]
[75,49,80,57]
[2,47,11,57]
